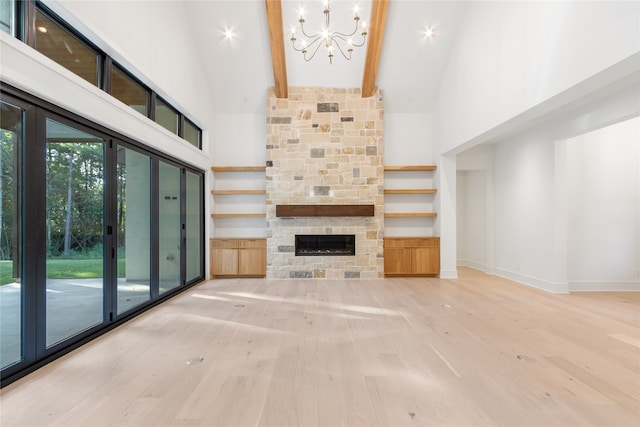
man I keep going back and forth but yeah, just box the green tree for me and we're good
[46,142,103,257]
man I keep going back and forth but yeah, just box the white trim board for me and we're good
[570,282,640,292]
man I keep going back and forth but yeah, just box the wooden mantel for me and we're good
[276,204,375,217]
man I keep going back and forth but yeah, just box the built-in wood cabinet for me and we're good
[384,237,440,276]
[383,165,439,276]
[210,238,266,278]
[238,239,267,276]
[210,166,267,278]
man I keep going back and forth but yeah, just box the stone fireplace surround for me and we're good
[266,87,384,279]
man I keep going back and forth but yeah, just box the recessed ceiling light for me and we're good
[224,28,235,40]
[424,27,435,39]
[37,25,47,33]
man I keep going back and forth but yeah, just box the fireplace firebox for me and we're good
[295,235,355,256]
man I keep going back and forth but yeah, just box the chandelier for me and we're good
[289,1,368,64]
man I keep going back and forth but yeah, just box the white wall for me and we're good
[456,171,467,265]
[211,114,267,166]
[44,0,213,137]
[455,88,639,292]
[492,131,566,291]
[436,1,640,155]
[208,113,267,239]
[567,117,640,291]
[384,113,434,165]
[456,170,487,271]
[435,1,639,279]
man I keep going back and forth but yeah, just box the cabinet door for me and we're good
[211,248,238,276]
[238,239,266,249]
[412,246,439,275]
[384,247,412,275]
[238,248,266,276]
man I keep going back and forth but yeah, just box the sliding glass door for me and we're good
[0,85,205,385]
[185,170,203,283]
[45,119,105,347]
[0,100,23,369]
[158,161,181,294]
[116,146,151,314]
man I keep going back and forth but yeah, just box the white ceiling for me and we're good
[183,0,468,114]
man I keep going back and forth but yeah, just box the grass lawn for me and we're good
[0,259,126,286]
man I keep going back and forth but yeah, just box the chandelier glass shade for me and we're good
[290,1,368,64]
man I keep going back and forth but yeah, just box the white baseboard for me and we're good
[492,268,569,294]
[569,281,640,292]
[439,269,458,279]
[457,259,487,272]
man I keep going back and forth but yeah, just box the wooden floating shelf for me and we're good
[384,165,437,171]
[211,213,266,218]
[276,204,375,217]
[384,189,437,194]
[211,189,266,195]
[384,212,438,218]
[211,166,266,172]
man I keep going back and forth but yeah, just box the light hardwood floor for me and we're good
[1,268,639,426]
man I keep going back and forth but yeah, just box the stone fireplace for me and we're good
[295,234,356,256]
[266,87,384,279]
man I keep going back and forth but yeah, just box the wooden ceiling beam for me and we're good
[265,0,288,98]
[361,0,389,98]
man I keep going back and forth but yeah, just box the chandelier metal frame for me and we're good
[290,1,368,64]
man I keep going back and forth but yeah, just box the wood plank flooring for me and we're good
[1,268,638,426]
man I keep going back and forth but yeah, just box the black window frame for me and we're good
[109,61,151,118]
[182,116,202,149]
[0,0,17,36]
[154,95,180,135]
[29,2,105,89]
[11,0,203,148]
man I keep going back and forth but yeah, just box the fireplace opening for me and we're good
[295,235,355,256]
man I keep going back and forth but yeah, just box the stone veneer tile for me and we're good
[310,148,325,158]
[317,103,339,113]
[290,271,313,278]
[298,109,312,120]
[270,117,292,124]
[313,186,330,196]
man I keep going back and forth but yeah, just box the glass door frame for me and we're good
[0,93,36,375]
[0,83,205,386]
[35,109,112,358]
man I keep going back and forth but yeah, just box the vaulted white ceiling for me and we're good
[183,1,467,114]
